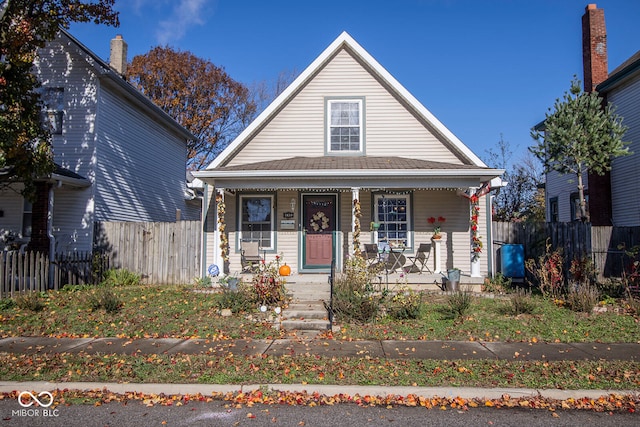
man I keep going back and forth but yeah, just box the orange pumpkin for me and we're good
[279,264,291,276]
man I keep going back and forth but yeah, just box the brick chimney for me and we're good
[110,34,128,76]
[582,4,612,225]
[582,4,608,93]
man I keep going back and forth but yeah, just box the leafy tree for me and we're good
[0,0,119,199]
[484,135,543,222]
[530,77,629,222]
[249,68,298,115]
[127,47,257,169]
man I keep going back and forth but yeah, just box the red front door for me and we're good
[302,195,336,269]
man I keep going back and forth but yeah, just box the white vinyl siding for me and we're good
[229,49,463,166]
[609,74,640,226]
[94,87,189,222]
[545,169,587,223]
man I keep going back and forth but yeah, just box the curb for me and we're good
[1,381,637,401]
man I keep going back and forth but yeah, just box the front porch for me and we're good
[234,269,485,297]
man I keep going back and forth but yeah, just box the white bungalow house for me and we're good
[0,29,198,255]
[194,32,504,284]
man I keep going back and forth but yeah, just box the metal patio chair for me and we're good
[403,243,432,274]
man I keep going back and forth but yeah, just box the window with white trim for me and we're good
[39,87,64,135]
[327,99,363,152]
[239,195,274,249]
[374,195,410,248]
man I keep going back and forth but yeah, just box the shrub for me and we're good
[61,283,93,292]
[330,255,382,323]
[525,241,564,299]
[88,286,122,313]
[567,283,600,313]
[251,259,287,306]
[445,289,472,319]
[483,272,512,294]
[102,268,140,287]
[0,298,15,310]
[193,276,212,288]
[213,282,254,313]
[386,287,423,320]
[15,292,45,312]
[508,288,537,315]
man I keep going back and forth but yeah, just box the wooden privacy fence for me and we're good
[0,251,110,298]
[492,222,640,280]
[94,220,201,285]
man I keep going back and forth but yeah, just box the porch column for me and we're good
[351,187,360,255]
[215,188,225,274]
[469,187,482,278]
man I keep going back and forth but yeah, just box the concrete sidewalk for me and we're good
[0,336,638,362]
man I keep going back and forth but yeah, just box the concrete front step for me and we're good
[280,318,330,331]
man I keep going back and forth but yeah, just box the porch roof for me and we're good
[193,156,504,190]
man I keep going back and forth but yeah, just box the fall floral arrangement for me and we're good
[470,195,482,261]
[216,192,229,264]
[427,216,446,238]
[353,199,362,255]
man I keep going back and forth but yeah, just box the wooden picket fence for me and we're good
[0,250,110,298]
[492,222,640,281]
[0,220,201,298]
[94,220,201,285]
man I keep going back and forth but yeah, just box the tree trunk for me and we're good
[576,172,589,222]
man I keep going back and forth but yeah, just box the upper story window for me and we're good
[327,98,364,153]
[40,87,64,135]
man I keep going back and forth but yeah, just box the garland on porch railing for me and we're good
[216,192,229,264]
[353,198,362,255]
[470,194,483,262]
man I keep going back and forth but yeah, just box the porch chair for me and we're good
[363,243,380,267]
[241,240,261,273]
[403,243,432,274]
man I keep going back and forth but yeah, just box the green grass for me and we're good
[0,352,637,390]
[339,294,640,343]
[0,284,281,340]
[0,286,638,343]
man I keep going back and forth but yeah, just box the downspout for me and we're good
[47,181,60,286]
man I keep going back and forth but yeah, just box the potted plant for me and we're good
[428,216,446,239]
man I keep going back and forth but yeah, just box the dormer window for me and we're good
[326,98,364,153]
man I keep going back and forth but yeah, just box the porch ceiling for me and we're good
[193,156,504,190]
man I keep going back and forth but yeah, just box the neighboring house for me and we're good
[0,29,197,254]
[194,32,503,280]
[542,4,640,226]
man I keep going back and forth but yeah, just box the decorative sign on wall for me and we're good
[283,212,294,219]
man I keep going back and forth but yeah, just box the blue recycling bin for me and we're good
[500,244,524,278]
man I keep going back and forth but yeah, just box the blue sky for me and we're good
[69,0,640,165]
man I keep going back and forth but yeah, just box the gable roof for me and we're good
[597,49,640,93]
[55,29,195,141]
[207,31,487,169]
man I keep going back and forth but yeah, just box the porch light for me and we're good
[290,198,296,212]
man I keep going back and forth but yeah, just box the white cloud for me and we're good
[156,0,210,45]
